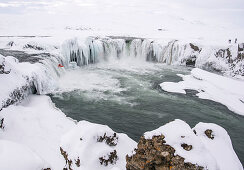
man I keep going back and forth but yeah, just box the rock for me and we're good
[97,132,118,146]
[99,150,118,166]
[6,41,15,47]
[0,118,4,129]
[126,135,203,170]
[0,49,45,64]
[204,129,214,139]
[189,43,201,52]
[0,60,10,74]
[181,143,193,151]
[186,56,196,67]
[24,44,44,50]
[60,147,73,170]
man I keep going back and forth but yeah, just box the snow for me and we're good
[0,95,137,170]
[60,121,137,170]
[193,122,243,170]
[160,68,244,116]
[0,94,242,169]
[0,1,243,168]
[0,95,75,169]
[0,139,48,170]
[0,54,59,109]
[0,0,244,44]
[144,119,243,170]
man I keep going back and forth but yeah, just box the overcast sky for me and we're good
[0,0,243,30]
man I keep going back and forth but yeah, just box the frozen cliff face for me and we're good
[0,54,61,110]
[127,119,243,170]
[1,36,243,78]
[60,121,137,170]
[60,37,243,78]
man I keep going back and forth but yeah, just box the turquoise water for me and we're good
[49,63,244,164]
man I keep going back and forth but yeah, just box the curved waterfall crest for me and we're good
[61,37,201,68]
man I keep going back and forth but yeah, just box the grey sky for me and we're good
[0,0,243,27]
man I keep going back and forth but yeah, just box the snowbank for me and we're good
[0,139,48,170]
[160,68,244,116]
[144,119,243,170]
[193,122,243,170]
[0,95,137,170]
[0,95,75,169]
[60,121,137,170]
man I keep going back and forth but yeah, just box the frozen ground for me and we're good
[144,119,243,170]
[160,68,244,116]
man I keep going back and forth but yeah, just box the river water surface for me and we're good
[49,61,244,163]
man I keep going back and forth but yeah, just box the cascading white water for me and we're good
[61,37,196,68]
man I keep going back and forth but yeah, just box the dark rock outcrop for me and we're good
[24,44,44,51]
[126,135,203,170]
[205,129,214,140]
[97,132,118,146]
[1,81,37,111]
[0,62,10,74]
[189,43,201,52]
[99,150,118,166]
[0,49,45,64]
[185,43,201,67]
[60,147,73,170]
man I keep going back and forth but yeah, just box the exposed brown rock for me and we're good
[181,143,193,151]
[75,157,80,167]
[60,147,73,170]
[99,150,118,166]
[205,129,214,139]
[189,43,201,52]
[126,135,203,170]
[97,132,118,146]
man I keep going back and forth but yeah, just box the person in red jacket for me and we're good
[58,64,64,67]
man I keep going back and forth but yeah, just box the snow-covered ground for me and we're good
[160,68,244,116]
[144,119,243,170]
[0,95,136,170]
[0,96,242,169]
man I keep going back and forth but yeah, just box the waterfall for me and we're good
[61,37,195,68]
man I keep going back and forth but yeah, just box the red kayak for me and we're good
[58,64,64,67]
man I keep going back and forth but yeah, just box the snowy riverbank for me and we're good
[160,68,244,116]
[0,95,242,170]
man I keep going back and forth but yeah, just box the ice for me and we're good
[0,54,62,109]
[160,68,244,115]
